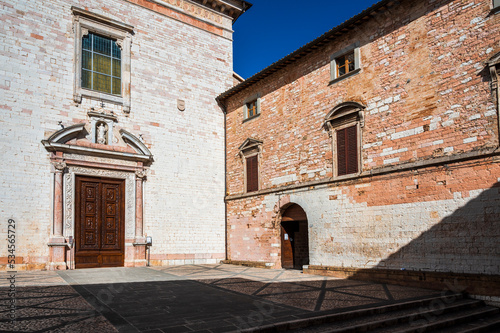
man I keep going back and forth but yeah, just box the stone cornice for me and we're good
[42,141,153,163]
[72,6,134,33]
[226,147,500,201]
[217,0,397,101]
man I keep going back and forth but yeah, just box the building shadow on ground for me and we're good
[0,275,439,332]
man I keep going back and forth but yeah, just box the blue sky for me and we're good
[233,0,380,79]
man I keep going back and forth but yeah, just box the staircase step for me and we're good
[371,305,500,333]
[436,312,500,333]
[242,293,464,332]
[306,298,485,333]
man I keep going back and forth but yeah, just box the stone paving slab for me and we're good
[0,264,440,332]
[0,271,117,332]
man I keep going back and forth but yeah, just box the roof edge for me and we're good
[217,0,395,102]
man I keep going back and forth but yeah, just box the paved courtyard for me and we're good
[0,264,441,332]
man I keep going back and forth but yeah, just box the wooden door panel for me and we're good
[75,176,124,269]
[281,225,294,269]
[101,253,124,267]
[101,183,121,251]
[79,182,100,251]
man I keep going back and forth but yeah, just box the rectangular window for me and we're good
[82,33,122,95]
[247,100,258,118]
[246,155,258,192]
[336,52,355,77]
[330,42,360,84]
[72,7,133,112]
[243,93,261,120]
[336,125,358,176]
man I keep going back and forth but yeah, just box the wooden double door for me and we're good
[75,176,125,269]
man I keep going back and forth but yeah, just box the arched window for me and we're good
[324,102,365,177]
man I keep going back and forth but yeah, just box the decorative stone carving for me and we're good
[135,170,147,179]
[177,99,186,111]
[53,161,67,172]
[88,111,117,145]
[96,122,108,144]
[64,173,72,231]
[115,39,123,49]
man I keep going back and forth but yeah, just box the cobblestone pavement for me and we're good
[0,264,440,332]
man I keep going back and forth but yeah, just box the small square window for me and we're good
[494,0,500,13]
[330,42,360,84]
[336,52,355,77]
[243,93,261,121]
[246,100,258,118]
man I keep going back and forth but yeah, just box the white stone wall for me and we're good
[0,0,232,268]
[258,180,500,275]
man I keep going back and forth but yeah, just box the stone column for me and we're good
[135,170,146,238]
[132,170,147,267]
[53,162,65,238]
[48,161,67,270]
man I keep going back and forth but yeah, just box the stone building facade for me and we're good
[0,0,249,269]
[218,0,500,298]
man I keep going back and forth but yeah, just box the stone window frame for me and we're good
[488,51,500,141]
[324,102,365,178]
[493,0,500,14]
[72,7,133,113]
[243,92,261,122]
[238,138,263,193]
[329,42,361,85]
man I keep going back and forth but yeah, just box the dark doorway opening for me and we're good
[75,176,125,268]
[280,204,309,270]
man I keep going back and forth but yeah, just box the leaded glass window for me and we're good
[82,33,121,95]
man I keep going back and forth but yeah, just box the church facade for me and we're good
[0,0,249,269]
[218,0,500,299]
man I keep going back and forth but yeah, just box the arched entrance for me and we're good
[281,204,309,269]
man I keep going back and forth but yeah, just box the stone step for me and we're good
[423,312,500,333]
[371,305,500,333]
[242,293,465,332]
[305,298,486,333]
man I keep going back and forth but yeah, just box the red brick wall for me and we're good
[224,0,500,275]
[225,0,499,196]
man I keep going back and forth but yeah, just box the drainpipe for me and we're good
[217,96,228,261]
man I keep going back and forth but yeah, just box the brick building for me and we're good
[0,0,249,269]
[218,0,500,299]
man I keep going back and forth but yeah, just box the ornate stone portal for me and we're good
[42,115,153,270]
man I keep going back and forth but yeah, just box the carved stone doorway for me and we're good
[75,176,125,268]
[281,204,309,270]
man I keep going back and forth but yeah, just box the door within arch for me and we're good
[281,204,309,269]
